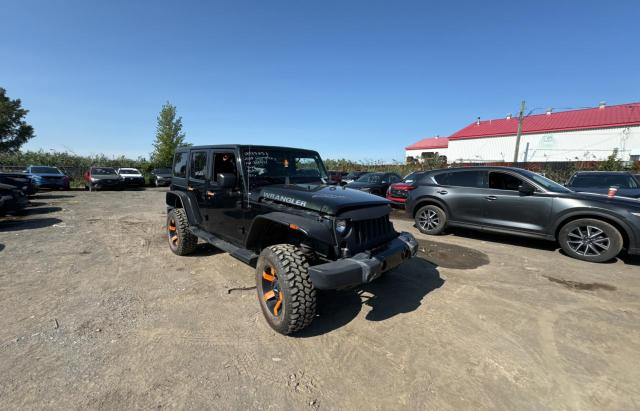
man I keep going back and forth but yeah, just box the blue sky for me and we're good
[1,0,639,161]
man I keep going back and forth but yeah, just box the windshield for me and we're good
[356,173,384,183]
[92,167,117,175]
[119,168,140,174]
[570,174,639,189]
[520,170,572,193]
[154,168,171,174]
[31,166,61,174]
[403,172,423,183]
[345,172,363,179]
[242,148,328,189]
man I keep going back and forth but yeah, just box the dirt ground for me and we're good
[1,188,639,410]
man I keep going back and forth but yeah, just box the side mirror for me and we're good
[518,184,535,196]
[218,173,236,188]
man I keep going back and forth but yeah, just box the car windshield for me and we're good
[92,167,117,175]
[520,170,572,193]
[345,172,362,179]
[242,148,328,189]
[356,173,383,183]
[403,172,423,183]
[570,174,639,189]
[31,166,61,174]
[154,168,171,174]
[119,168,140,174]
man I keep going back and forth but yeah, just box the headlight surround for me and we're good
[335,219,349,235]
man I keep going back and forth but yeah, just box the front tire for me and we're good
[415,204,447,235]
[167,208,198,255]
[256,244,316,335]
[558,218,622,263]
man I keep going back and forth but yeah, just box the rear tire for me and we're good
[558,218,622,263]
[415,204,447,235]
[256,244,316,335]
[167,208,198,255]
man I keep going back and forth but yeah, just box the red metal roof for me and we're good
[405,136,449,150]
[449,102,640,141]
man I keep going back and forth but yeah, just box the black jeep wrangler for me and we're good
[165,145,418,334]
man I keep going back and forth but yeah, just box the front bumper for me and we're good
[122,177,145,186]
[308,232,418,290]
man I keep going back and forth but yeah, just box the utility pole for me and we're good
[513,100,526,164]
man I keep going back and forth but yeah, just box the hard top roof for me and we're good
[175,144,319,153]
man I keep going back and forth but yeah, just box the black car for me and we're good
[346,172,402,196]
[165,145,418,334]
[342,171,368,184]
[566,171,640,198]
[0,172,38,196]
[150,168,172,187]
[0,182,28,215]
[405,166,640,263]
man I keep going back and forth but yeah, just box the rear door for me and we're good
[432,169,488,227]
[483,171,553,233]
[187,149,214,230]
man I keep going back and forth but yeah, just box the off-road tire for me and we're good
[415,204,447,235]
[256,244,316,335]
[558,218,623,263]
[167,208,198,256]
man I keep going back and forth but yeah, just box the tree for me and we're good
[0,87,35,152]
[598,149,624,171]
[150,102,186,166]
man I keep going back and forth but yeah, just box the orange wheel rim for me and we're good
[168,217,179,246]
[261,265,283,317]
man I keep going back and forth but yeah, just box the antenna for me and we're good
[247,145,251,207]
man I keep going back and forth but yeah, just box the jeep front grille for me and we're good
[348,215,396,252]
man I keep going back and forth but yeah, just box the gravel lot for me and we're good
[1,188,639,410]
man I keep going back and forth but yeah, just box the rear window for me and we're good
[570,174,638,189]
[173,152,188,178]
[91,167,116,175]
[435,170,486,188]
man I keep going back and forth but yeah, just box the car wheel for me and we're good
[558,218,623,263]
[167,208,198,255]
[256,244,316,335]
[415,204,447,235]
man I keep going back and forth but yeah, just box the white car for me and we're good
[116,168,145,187]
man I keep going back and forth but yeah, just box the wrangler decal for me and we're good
[263,192,307,207]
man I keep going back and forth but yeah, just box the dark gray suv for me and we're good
[405,167,640,263]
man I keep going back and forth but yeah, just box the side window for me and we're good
[173,152,187,178]
[443,170,486,188]
[190,151,208,180]
[489,172,523,191]
[212,152,237,181]
[390,175,401,183]
[433,172,449,185]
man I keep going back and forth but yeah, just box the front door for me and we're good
[483,171,553,234]
[206,150,245,244]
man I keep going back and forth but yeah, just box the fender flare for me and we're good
[410,195,451,218]
[245,212,334,250]
[552,209,637,246]
[165,190,203,226]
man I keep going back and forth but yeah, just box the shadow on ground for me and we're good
[296,257,444,337]
[24,206,63,216]
[33,193,75,199]
[0,218,63,232]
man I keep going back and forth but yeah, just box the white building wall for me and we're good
[447,126,640,163]
[405,148,449,162]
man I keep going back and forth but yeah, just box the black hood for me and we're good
[564,191,640,210]
[255,184,390,215]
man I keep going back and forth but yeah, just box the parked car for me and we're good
[0,182,28,215]
[165,144,417,334]
[347,172,402,196]
[150,168,172,187]
[385,171,427,207]
[405,166,640,263]
[566,171,640,198]
[116,168,145,187]
[342,171,368,184]
[25,165,70,190]
[0,172,38,196]
[83,167,122,191]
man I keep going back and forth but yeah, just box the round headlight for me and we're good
[336,219,348,235]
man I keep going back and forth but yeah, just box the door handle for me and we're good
[484,195,497,201]
[437,190,448,195]
[206,191,216,198]
[187,186,194,191]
